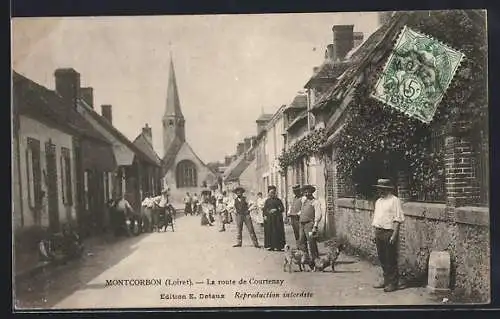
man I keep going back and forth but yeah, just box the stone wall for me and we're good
[335,198,490,303]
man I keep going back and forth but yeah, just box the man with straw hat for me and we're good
[286,184,303,246]
[298,184,323,268]
[232,187,260,248]
[371,178,405,292]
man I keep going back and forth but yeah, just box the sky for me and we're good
[12,12,381,164]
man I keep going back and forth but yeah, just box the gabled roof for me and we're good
[223,148,255,182]
[80,100,161,167]
[12,71,110,145]
[285,94,307,111]
[163,139,218,176]
[256,113,274,122]
[311,13,405,113]
[162,136,184,171]
[132,133,162,166]
[304,61,351,88]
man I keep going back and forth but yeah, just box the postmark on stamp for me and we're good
[370,25,465,123]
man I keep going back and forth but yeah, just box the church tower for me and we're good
[163,56,186,157]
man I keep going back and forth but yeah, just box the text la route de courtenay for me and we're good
[104,277,286,287]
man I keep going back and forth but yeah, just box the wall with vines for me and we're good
[330,11,487,199]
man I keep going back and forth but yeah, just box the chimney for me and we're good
[54,68,81,108]
[237,143,245,156]
[142,123,152,144]
[324,44,335,61]
[244,137,252,152]
[101,105,112,124]
[332,25,354,62]
[313,66,320,73]
[224,156,232,166]
[353,32,364,48]
[251,136,257,148]
[232,154,238,162]
[80,87,94,108]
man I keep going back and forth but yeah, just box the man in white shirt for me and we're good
[298,185,323,268]
[371,178,405,292]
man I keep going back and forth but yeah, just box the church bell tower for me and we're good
[163,56,186,157]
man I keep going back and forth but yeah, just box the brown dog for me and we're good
[313,243,345,272]
[283,244,311,273]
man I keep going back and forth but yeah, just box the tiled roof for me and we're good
[12,71,110,144]
[285,94,307,111]
[311,13,405,112]
[304,61,351,88]
[313,12,408,131]
[81,102,162,167]
[223,148,255,182]
[132,133,162,166]
[256,113,274,122]
[162,137,184,171]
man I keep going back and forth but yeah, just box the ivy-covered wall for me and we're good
[335,199,490,303]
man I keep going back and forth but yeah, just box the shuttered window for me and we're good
[60,147,73,206]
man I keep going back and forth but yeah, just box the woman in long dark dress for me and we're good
[263,185,286,251]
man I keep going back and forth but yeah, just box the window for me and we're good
[26,138,42,217]
[168,119,174,126]
[60,147,73,206]
[176,160,197,188]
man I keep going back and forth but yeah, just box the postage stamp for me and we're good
[370,25,465,123]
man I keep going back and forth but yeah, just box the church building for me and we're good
[161,57,217,204]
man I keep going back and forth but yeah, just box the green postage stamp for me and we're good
[370,25,465,123]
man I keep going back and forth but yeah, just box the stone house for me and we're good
[12,70,116,273]
[62,68,163,214]
[253,108,287,198]
[281,25,360,216]
[222,137,257,192]
[310,11,489,301]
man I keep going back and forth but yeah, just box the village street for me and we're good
[14,215,441,310]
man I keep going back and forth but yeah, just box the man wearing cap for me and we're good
[371,178,405,292]
[232,187,260,248]
[286,184,303,246]
[298,185,323,268]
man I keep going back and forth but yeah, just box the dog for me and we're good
[283,244,312,273]
[313,242,345,272]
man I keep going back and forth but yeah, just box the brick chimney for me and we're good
[80,87,94,108]
[324,44,335,61]
[244,137,252,152]
[332,25,354,62]
[224,156,232,166]
[54,68,81,108]
[142,123,152,144]
[237,143,245,156]
[101,105,112,124]
[353,32,364,48]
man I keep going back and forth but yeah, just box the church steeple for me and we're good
[164,56,184,119]
[163,54,186,157]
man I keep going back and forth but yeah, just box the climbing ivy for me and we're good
[278,128,327,173]
[329,10,486,195]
